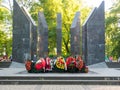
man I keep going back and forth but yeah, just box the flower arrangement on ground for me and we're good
[25,55,88,73]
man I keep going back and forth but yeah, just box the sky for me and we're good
[84,0,113,11]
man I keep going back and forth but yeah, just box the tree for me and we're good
[17,0,37,9]
[30,0,91,56]
[0,1,12,56]
[105,0,120,59]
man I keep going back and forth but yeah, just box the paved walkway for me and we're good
[0,85,120,90]
[0,67,120,77]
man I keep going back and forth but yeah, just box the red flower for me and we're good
[66,56,76,67]
[35,58,45,70]
[25,60,32,71]
[45,57,52,70]
[76,56,84,70]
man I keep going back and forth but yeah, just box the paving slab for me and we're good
[0,85,120,90]
[88,62,108,68]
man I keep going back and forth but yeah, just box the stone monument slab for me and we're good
[56,13,62,56]
[21,7,37,61]
[70,12,81,55]
[38,12,48,57]
[82,1,105,65]
[13,0,37,63]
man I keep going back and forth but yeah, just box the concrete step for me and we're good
[0,76,120,85]
[0,79,120,85]
[0,76,120,80]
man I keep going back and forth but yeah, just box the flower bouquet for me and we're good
[25,58,46,73]
[53,56,66,72]
[66,56,78,72]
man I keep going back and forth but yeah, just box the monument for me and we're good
[12,0,105,67]
[82,1,105,65]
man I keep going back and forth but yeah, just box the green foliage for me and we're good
[0,5,12,57]
[0,28,12,56]
[106,0,120,59]
[30,0,91,56]
[0,7,11,23]
[17,0,36,9]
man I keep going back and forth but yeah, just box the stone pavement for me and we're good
[0,85,120,90]
[88,62,108,68]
